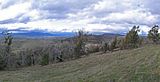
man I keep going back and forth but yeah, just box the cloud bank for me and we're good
[0,0,160,34]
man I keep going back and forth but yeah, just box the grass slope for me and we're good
[1,45,160,82]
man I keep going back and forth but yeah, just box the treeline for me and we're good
[102,25,160,52]
[0,25,159,70]
[102,25,141,52]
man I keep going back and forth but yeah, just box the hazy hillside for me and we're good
[0,45,160,82]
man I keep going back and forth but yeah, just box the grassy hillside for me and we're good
[0,45,160,82]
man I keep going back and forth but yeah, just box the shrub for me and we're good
[103,42,109,53]
[0,55,5,70]
[85,43,100,54]
[40,54,49,66]
[119,38,125,50]
[109,36,118,51]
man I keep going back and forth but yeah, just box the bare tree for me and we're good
[2,30,13,69]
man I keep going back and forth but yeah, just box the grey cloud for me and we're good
[0,13,24,24]
[92,27,128,34]
[0,18,17,24]
[143,0,160,14]
[0,0,26,9]
[0,0,17,9]
[18,16,31,24]
[31,0,99,19]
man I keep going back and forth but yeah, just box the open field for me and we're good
[0,45,160,82]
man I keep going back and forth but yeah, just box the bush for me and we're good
[119,38,125,50]
[108,36,118,52]
[40,54,49,66]
[26,54,32,66]
[0,55,5,70]
[102,42,109,53]
[85,43,100,54]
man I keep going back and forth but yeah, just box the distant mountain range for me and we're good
[0,31,76,38]
[0,30,148,39]
[0,30,124,38]
[13,32,76,37]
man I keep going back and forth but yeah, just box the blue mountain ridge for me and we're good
[0,29,146,38]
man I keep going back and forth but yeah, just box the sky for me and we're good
[0,0,160,34]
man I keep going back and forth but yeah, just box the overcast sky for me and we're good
[0,0,159,34]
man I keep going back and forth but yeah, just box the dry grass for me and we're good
[0,45,160,82]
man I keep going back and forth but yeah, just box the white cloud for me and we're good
[0,2,31,21]
[18,9,40,22]
[101,9,158,25]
